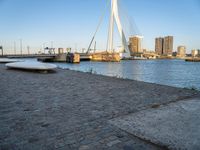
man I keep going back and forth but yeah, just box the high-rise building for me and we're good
[155,37,164,55]
[129,35,143,56]
[177,46,186,58]
[155,36,174,56]
[163,36,173,56]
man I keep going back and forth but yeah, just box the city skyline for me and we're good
[0,0,200,54]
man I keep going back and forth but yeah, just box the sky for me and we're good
[0,0,200,54]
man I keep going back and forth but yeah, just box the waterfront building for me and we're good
[155,37,164,55]
[163,36,173,56]
[58,48,64,54]
[155,36,173,56]
[129,35,143,56]
[198,50,200,57]
[191,49,200,57]
[66,48,72,53]
[177,46,186,58]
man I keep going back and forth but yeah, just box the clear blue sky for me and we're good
[0,0,200,54]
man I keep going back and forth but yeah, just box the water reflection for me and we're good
[54,59,200,90]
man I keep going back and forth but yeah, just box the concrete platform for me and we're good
[109,98,200,150]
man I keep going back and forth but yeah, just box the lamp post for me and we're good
[14,41,16,55]
[27,46,30,55]
[19,39,23,55]
[51,41,53,48]
[43,43,47,54]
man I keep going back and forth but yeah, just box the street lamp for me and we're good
[42,42,47,54]
[27,46,30,55]
[19,39,22,55]
[51,41,53,48]
[14,41,16,55]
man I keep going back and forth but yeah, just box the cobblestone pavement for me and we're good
[0,64,199,150]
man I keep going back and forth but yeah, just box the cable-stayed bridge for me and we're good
[86,0,138,61]
[3,0,139,62]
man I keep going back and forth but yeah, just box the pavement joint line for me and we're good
[109,123,170,150]
[108,97,200,149]
[109,98,200,150]
[135,95,200,114]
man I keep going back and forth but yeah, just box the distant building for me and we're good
[58,48,64,54]
[163,36,173,56]
[191,49,200,57]
[155,37,164,55]
[155,36,173,56]
[129,35,143,56]
[177,46,186,58]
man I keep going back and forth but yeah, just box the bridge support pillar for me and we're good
[107,0,130,58]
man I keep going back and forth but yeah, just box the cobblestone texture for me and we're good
[0,64,199,150]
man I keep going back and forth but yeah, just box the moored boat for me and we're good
[6,62,57,71]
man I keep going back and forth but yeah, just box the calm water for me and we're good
[53,59,200,90]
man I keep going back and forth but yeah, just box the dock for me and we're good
[185,57,200,62]
[90,52,121,62]
[38,52,121,63]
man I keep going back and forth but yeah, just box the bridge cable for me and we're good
[86,0,110,54]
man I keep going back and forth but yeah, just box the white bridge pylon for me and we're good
[107,0,130,57]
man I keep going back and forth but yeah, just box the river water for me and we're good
[54,59,200,90]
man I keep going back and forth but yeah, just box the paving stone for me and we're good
[0,64,199,149]
[110,98,200,150]
[107,139,121,147]
[79,145,90,150]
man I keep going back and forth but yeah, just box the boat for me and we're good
[0,58,22,63]
[6,62,57,71]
